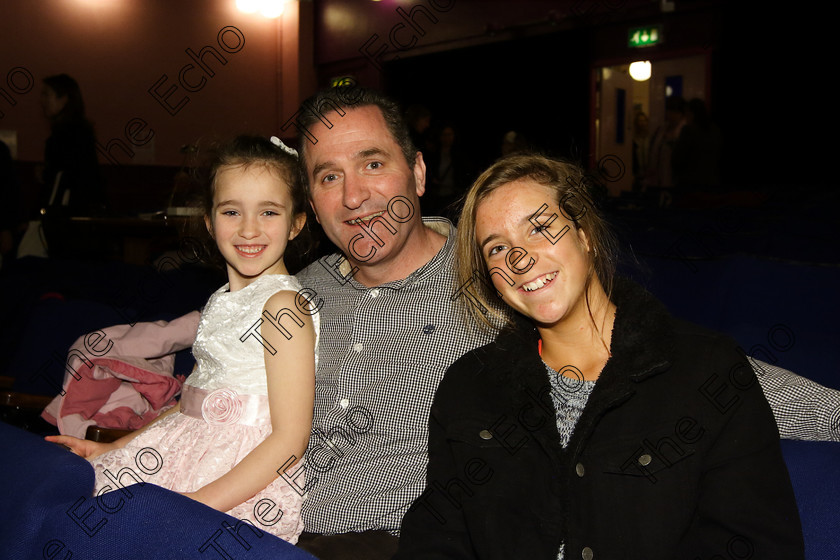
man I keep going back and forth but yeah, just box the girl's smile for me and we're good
[235,244,268,256]
[205,164,305,291]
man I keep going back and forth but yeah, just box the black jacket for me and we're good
[396,279,804,559]
[42,118,103,214]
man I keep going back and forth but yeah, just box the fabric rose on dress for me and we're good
[201,388,243,426]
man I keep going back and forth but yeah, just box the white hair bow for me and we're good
[270,136,298,158]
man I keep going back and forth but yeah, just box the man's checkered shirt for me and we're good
[296,217,494,534]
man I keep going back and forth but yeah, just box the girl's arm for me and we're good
[185,289,315,512]
[46,402,182,459]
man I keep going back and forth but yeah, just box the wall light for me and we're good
[629,60,651,81]
[236,0,259,13]
[236,0,285,18]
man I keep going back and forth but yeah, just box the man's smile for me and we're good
[345,211,385,226]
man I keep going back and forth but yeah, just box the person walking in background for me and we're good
[645,96,686,205]
[672,97,722,191]
[405,104,433,160]
[632,111,650,192]
[39,74,103,214]
[0,139,22,264]
[424,124,475,217]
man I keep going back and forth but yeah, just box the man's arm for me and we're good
[750,358,840,441]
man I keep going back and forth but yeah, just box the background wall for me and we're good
[3,0,837,191]
[597,64,636,196]
[1,0,312,166]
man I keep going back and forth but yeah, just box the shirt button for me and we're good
[352,343,364,353]
[638,454,652,466]
[369,289,380,298]
[575,463,585,477]
[339,398,350,409]
[479,430,493,440]
[582,546,594,560]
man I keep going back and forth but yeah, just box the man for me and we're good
[290,86,838,559]
[292,86,493,559]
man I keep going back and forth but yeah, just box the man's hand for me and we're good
[45,435,117,460]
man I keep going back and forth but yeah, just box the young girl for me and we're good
[47,135,319,543]
[396,154,803,559]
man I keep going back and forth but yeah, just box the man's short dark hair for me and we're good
[296,85,417,195]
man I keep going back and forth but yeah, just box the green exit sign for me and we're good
[628,25,662,48]
[330,76,356,88]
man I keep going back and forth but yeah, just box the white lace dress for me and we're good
[90,274,319,542]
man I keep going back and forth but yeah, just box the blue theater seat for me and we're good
[0,421,315,560]
[628,251,840,559]
[780,439,840,559]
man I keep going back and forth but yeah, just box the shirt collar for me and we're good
[334,216,455,290]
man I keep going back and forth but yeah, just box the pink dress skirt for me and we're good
[89,383,305,542]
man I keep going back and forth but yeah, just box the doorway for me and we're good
[593,53,708,196]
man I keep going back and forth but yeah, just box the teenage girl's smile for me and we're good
[519,271,559,293]
[475,179,592,329]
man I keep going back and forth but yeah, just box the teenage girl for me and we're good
[396,154,803,559]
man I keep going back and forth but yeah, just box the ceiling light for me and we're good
[259,0,285,18]
[236,0,259,13]
[629,60,651,81]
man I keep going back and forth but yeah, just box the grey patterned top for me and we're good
[544,361,597,560]
[544,361,597,448]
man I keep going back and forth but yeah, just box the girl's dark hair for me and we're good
[42,74,87,123]
[192,135,314,273]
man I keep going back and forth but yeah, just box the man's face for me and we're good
[305,105,426,270]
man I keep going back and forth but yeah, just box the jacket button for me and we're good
[638,454,652,466]
[479,430,493,440]
[575,463,585,477]
[581,546,594,560]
